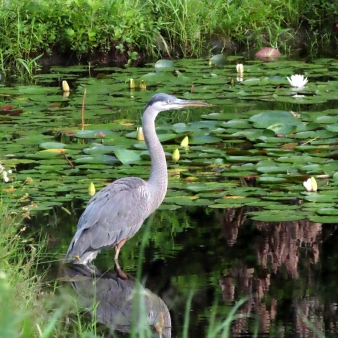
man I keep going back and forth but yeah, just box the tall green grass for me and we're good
[0,199,48,336]
[0,195,101,337]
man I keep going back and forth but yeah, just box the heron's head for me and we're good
[145,93,208,113]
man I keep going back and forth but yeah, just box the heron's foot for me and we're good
[116,267,128,280]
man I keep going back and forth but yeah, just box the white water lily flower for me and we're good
[287,74,308,88]
[303,177,317,192]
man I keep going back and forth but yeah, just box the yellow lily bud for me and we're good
[62,80,70,92]
[180,136,189,148]
[139,80,146,90]
[136,127,144,141]
[88,182,96,197]
[172,148,180,163]
[129,78,135,89]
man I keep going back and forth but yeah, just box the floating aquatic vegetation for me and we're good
[0,58,337,223]
[209,54,226,67]
[154,59,174,72]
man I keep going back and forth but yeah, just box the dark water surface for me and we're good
[3,57,338,336]
[35,202,338,338]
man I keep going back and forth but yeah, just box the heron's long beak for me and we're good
[173,98,209,108]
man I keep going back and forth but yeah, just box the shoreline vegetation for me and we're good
[0,0,337,77]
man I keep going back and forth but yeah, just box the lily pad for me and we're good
[39,142,66,149]
[74,155,118,165]
[155,59,175,72]
[114,149,142,164]
[250,211,307,222]
[250,111,302,129]
[74,130,119,139]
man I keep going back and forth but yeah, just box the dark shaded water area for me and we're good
[2,56,338,336]
[36,203,338,338]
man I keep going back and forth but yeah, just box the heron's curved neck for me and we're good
[143,110,168,208]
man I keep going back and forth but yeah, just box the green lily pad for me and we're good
[316,208,338,215]
[315,116,338,124]
[74,155,118,165]
[250,211,308,222]
[26,151,67,159]
[114,148,142,164]
[232,129,275,141]
[155,59,175,72]
[267,123,297,135]
[309,215,338,223]
[304,194,338,203]
[257,176,287,183]
[325,124,338,132]
[214,197,259,205]
[208,203,244,209]
[209,54,226,66]
[222,120,251,129]
[83,144,119,155]
[257,166,290,173]
[250,111,302,129]
[74,130,119,139]
[39,142,66,149]
[189,134,221,144]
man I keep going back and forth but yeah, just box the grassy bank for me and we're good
[0,196,102,336]
[0,0,337,76]
[0,198,48,336]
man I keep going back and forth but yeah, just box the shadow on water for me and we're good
[59,263,171,337]
[37,203,338,337]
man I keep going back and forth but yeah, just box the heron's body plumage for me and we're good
[67,177,152,263]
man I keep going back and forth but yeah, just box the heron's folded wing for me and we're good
[70,177,151,252]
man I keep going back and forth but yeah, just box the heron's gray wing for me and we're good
[67,177,150,256]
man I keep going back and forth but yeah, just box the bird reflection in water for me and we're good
[60,264,171,337]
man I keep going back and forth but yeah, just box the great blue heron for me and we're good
[66,93,208,278]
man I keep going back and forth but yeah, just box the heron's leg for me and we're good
[115,239,127,279]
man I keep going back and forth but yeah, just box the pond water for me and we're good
[2,56,338,337]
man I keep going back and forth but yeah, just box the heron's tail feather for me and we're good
[65,244,100,265]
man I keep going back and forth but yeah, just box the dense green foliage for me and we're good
[0,0,337,75]
[0,200,48,336]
